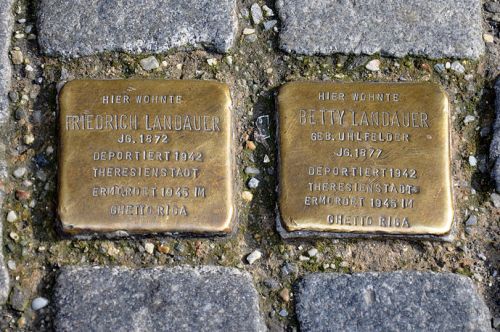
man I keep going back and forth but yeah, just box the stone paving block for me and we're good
[0,0,14,305]
[491,78,500,193]
[0,0,13,124]
[296,272,491,332]
[277,0,484,59]
[0,145,9,306]
[37,0,238,57]
[54,266,266,332]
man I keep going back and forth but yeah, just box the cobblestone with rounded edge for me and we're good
[491,78,500,193]
[0,0,14,305]
[295,271,491,332]
[54,266,266,332]
[276,0,484,59]
[37,0,238,57]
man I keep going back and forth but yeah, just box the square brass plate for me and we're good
[277,82,453,238]
[58,80,235,236]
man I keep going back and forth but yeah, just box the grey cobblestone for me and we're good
[38,0,238,57]
[491,79,500,193]
[0,0,14,305]
[277,0,484,59]
[0,0,13,124]
[296,272,491,332]
[54,266,266,332]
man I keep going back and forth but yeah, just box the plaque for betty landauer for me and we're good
[277,82,454,240]
[58,80,235,236]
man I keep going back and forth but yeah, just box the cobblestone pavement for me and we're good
[0,0,14,306]
[277,0,484,59]
[0,0,499,331]
[54,266,265,332]
[296,272,491,332]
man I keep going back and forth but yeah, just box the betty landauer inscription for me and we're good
[58,80,235,235]
[277,82,453,238]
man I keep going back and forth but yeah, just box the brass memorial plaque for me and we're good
[278,82,453,238]
[58,80,235,235]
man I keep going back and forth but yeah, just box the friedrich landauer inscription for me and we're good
[278,82,453,238]
[58,80,235,235]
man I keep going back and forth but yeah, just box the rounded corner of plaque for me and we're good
[436,224,453,237]
[220,224,234,235]
[433,213,454,236]
[216,81,230,91]
[211,82,232,107]
[59,79,78,95]
[439,88,449,102]
[444,211,455,234]
[428,83,449,102]
[228,205,238,228]
[57,207,78,232]
[59,220,76,235]
[57,205,67,219]
[279,82,297,96]
[212,221,234,235]
[279,213,297,232]
[213,205,237,235]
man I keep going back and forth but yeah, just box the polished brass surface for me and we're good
[58,80,235,235]
[278,82,453,235]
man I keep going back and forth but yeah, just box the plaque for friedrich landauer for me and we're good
[277,82,454,240]
[58,80,235,236]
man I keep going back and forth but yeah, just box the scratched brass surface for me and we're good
[278,82,453,235]
[58,80,235,235]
